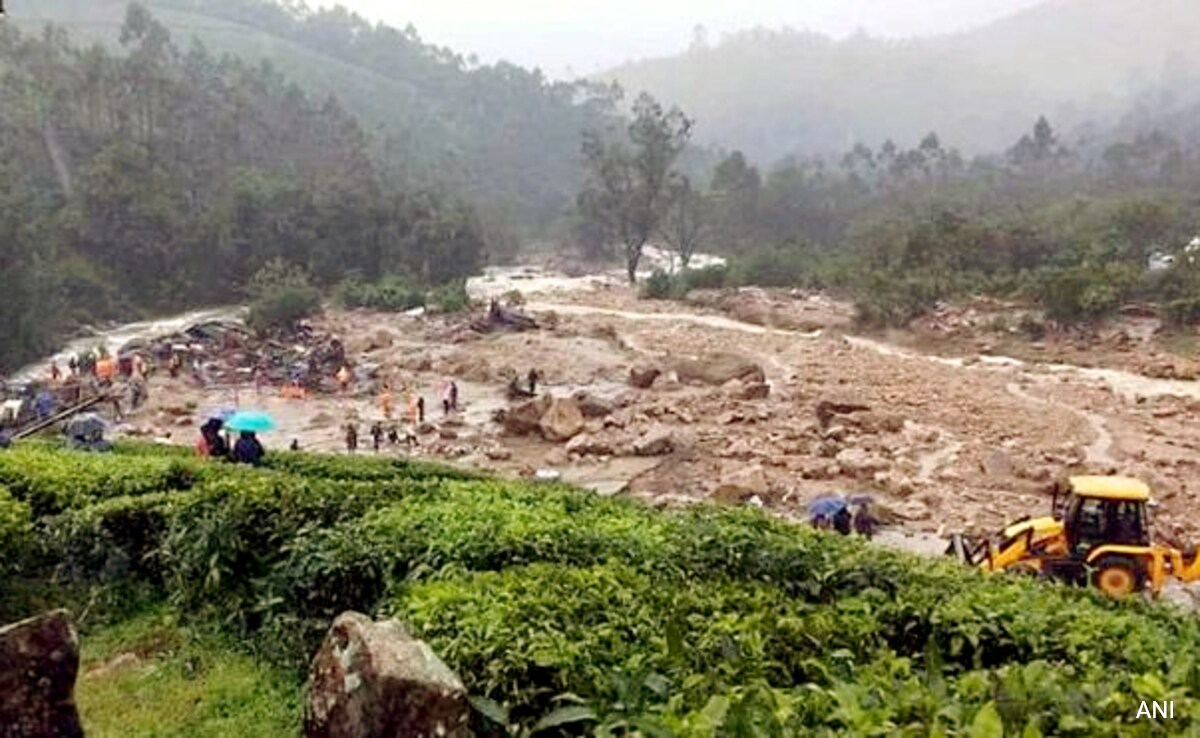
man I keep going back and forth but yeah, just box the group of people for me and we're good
[42,347,151,423]
[197,418,265,466]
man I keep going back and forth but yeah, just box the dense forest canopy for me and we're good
[13,0,623,235]
[0,4,488,372]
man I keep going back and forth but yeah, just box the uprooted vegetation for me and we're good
[4,443,1200,735]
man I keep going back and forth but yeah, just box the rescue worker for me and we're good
[344,423,358,453]
[379,382,395,420]
[370,422,384,453]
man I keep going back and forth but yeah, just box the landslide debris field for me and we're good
[101,261,1200,546]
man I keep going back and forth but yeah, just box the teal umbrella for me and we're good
[224,410,277,433]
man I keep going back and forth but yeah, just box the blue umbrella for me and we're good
[807,496,848,518]
[224,410,277,433]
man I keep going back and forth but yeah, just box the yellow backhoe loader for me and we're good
[948,476,1200,598]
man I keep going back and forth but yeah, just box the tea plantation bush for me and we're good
[8,443,1200,735]
[0,446,207,515]
[0,485,32,569]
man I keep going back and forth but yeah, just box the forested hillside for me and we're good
[11,0,620,232]
[602,0,1200,161]
[0,5,487,372]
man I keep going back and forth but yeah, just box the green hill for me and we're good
[10,0,617,232]
[6,442,1200,734]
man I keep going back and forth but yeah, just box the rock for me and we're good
[711,465,770,505]
[722,440,757,460]
[799,459,837,480]
[305,612,469,738]
[724,379,771,401]
[674,353,765,386]
[835,448,891,478]
[815,399,872,428]
[539,397,585,442]
[850,412,905,435]
[0,610,83,738]
[630,366,661,389]
[438,428,458,441]
[485,447,512,461]
[573,392,614,418]
[565,433,615,457]
[821,424,850,442]
[981,449,1014,478]
[500,395,551,436]
[633,427,675,457]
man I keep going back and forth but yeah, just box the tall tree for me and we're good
[578,93,692,283]
[660,174,705,270]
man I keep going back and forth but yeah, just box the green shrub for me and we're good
[640,269,676,299]
[681,264,730,290]
[246,260,321,335]
[337,274,426,312]
[1032,263,1140,324]
[0,486,32,570]
[13,444,1200,735]
[1165,298,1200,327]
[394,563,837,724]
[43,491,201,585]
[262,451,476,482]
[426,280,471,314]
[0,447,207,515]
[732,245,814,288]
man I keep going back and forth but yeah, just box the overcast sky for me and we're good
[323,0,1045,77]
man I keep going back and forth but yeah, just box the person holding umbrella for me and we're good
[233,431,265,466]
[224,410,275,466]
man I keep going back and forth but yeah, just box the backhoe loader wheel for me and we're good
[1092,557,1144,598]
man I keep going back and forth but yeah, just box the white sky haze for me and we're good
[328,0,1045,76]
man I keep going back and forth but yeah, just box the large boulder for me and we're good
[0,610,83,738]
[306,612,469,738]
[566,433,615,457]
[674,353,765,386]
[633,427,675,457]
[539,398,585,442]
[573,392,615,418]
[500,395,552,436]
[711,464,771,505]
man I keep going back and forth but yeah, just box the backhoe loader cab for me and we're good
[962,476,1200,598]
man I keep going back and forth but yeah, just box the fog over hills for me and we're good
[601,0,1200,161]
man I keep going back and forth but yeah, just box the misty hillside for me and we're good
[10,0,617,231]
[602,0,1200,162]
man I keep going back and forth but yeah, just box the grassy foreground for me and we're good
[3,442,1200,736]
